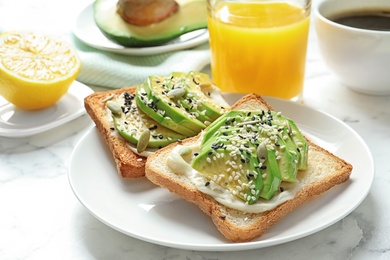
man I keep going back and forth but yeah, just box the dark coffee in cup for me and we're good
[330,10,390,31]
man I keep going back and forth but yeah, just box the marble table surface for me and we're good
[1,0,389,259]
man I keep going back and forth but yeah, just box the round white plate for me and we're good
[73,3,209,56]
[68,95,374,251]
[0,81,93,138]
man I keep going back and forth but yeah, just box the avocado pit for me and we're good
[117,0,179,26]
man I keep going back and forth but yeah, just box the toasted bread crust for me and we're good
[145,93,353,242]
[84,86,146,178]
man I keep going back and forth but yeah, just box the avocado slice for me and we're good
[192,134,264,204]
[136,72,228,137]
[272,115,308,170]
[107,92,186,150]
[192,109,308,203]
[94,0,207,47]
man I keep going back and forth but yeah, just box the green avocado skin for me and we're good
[191,110,308,204]
[94,0,208,47]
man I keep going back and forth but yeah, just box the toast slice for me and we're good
[145,93,353,242]
[85,86,146,178]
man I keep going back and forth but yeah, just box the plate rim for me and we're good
[72,3,209,56]
[68,95,374,251]
[0,81,94,138]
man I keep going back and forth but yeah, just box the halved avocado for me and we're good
[94,0,208,47]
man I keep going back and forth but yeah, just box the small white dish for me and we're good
[68,95,374,251]
[0,81,94,138]
[73,3,209,56]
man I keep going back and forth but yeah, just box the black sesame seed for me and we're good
[260,165,267,170]
[220,215,226,219]
[280,187,284,192]
[211,143,219,149]
[194,152,199,156]
[205,181,210,187]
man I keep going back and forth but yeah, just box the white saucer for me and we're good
[73,3,209,56]
[0,81,94,138]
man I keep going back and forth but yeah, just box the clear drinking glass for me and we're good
[207,0,311,101]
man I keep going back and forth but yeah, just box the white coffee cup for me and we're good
[315,0,390,95]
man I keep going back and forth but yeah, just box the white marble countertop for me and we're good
[1,0,389,259]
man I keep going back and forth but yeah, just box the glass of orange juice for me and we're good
[207,0,311,101]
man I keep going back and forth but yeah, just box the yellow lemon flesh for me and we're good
[0,31,81,110]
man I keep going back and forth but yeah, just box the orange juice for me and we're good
[207,1,310,100]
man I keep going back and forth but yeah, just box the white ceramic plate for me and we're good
[0,81,93,138]
[73,3,209,56]
[68,95,374,251]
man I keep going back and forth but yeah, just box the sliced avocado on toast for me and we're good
[191,110,308,204]
[94,0,207,47]
[106,71,228,153]
[136,71,228,137]
[106,91,186,153]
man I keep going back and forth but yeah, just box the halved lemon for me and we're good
[0,31,81,110]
